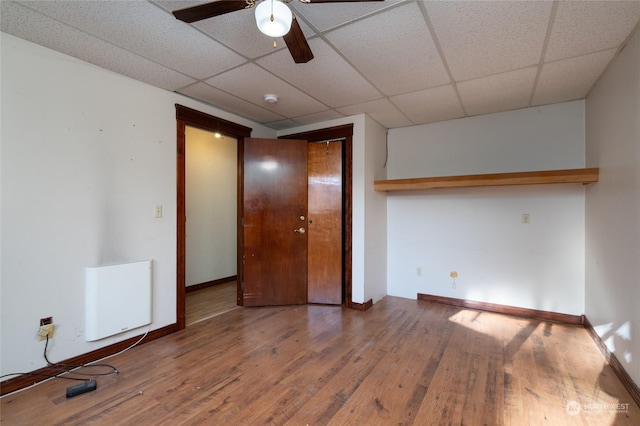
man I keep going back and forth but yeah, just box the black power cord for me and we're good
[0,335,120,387]
[3,324,150,397]
[43,334,119,378]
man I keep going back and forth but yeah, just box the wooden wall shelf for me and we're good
[374,168,599,192]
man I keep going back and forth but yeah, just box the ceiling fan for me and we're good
[172,0,383,64]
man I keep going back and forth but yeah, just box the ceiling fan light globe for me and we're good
[255,0,292,38]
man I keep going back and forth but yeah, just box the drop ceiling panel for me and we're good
[256,38,381,108]
[390,85,464,125]
[263,118,300,131]
[179,82,285,123]
[290,0,403,32]
[326,1,449,96]
[337,98,412,129]
[533,49,617,107]
[205,63,328,117]
[458,67,538,117]
[20,0,246,79]
[0,1,196,91]
[545,1,640,62]
[425,0,552,82]
[289,109,346,126]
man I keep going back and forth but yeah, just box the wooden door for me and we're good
[307,140,343,304]
[240,138,308,306]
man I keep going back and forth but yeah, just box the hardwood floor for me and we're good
[2,296,638,425]
[185,282,239,326]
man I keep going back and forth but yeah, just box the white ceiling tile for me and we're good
[205,63,328,117]
[154,1,208,8]
[290,0,405,32]
[256,38,381,108]
[290,110,346,126]
[179,82,285,123]
[263,119,301,131]
[153,0,214,13]
[19,0,246,79]
[326,2,449,96]
[425,1,552,82]
[458,67,538,117]
[390,85,464,125]
[337,99,412,129]
[533,49,617,107]
[545,1,640,62]
[0,1,196,90]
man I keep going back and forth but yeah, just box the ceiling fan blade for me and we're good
[283,16,314,64]
[173,1,253,23]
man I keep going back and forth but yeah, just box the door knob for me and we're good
[294,228,306,234]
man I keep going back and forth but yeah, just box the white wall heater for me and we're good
[85,260,152,341]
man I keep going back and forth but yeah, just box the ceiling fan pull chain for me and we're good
[270,0,277,50]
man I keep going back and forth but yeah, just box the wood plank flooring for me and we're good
[185,282,239,326]
[2,296,639,425]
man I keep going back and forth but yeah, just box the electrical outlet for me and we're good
[416,267,422,276]
[522,213,531,225]
[450,271,458,289]
[38,317,54,340]
[38,324,54,340]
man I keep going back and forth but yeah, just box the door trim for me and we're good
[280,124,355,309]
[175,104,251,331]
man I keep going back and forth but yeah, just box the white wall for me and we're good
[387,101,585,178]
[386,101,586,315]
[185,127,237,286]
[279,114,388,304]
[0,33,274,376]
[363,116,388,304]
[585,26,640,386]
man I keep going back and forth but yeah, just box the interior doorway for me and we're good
[184,126,238,324]
[237,133,352,307]
[280,124,356,309]
[176,105,252,330]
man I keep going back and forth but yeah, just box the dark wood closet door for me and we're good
[307,140,343,304]
[240,138,308,306]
